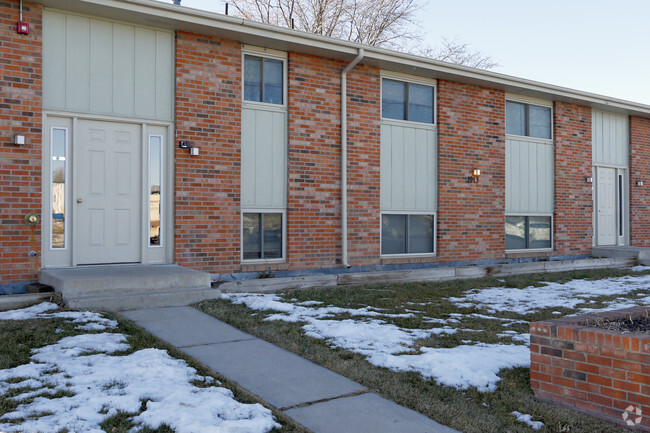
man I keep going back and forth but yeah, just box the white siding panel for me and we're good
[241,108,287,209]
[43,11,67,109]
[65,15,90,112]
[506,138,553,213]
[113,23,135,117]
[135,28,157,119]
[89,19,113,114]
[381,123,437,212]
[43,11,174,121]
[593,110,629,167]
[155,31,174,121]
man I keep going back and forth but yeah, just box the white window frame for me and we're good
[242,46,288,109]
[49,126,69,251]
[148,134,164,249]
[505,213,554,253]
[380,211,437,258]
[380,71,437,126]
[505,95,553,142]
[241,209,287,263]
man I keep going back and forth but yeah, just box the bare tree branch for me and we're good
[229,0,498,69]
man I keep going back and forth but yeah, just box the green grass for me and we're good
[196,268,646,433]
[0,309,309,433]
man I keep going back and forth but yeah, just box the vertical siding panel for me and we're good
[255,111,273,207]
[380,124,391,209]
[134,28,157,119]
[271,112,286,207]
[403,128,416,210]
[113,23,135,117]
[429,131,437,210]
[505,140,512,211]
[241,108,256,207]
[89,19,113,114]
[155,31,174,121]
[43,11,67,109]
[391,127,404,210]
[506,138,553,213]
[65,15,90,112]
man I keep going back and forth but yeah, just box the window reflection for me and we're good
[149,136,162,246]
[51,128,66,249]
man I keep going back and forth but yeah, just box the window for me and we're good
[51,128,67,249]
[149,135,163,247]
[505,216,552,250]
[381,214,435,255]
[382,79,434,123]
[506,101,551,139]
[243,213,283,260]
[244,55,284,105]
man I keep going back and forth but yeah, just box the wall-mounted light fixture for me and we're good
[637,180,644,186]
[467,168,480,183]
[13,133,25,146]
[585,176,593,183]
[179,140,199,156]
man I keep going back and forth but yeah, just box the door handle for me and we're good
[77,198,83,204]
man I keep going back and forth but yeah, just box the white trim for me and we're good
[380,73,437,126]
[381,117,437,131]
[505,134,553,145]
[49,126,69,251]
[241,49,288,109]
[505,214,554,252]
[241,209,287,263]
[147,134,164,249]
[379,212,437,257]
[242,44,287,59]
[43,110,174,127]
[505,94,553,108]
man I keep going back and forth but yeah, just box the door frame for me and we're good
[41,111,175,268]
[593,165,628,247]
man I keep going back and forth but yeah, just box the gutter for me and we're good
[341,48,364,268]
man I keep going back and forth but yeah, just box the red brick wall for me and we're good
[530,307,650,431]
[630,116,650,247]
[553,102,593,256]
[437,80,506,262]
[0,1,42,285]
[174,32,242,273]
[286,53,343,269]
[346,64,381,265]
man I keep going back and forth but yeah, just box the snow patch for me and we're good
[511,411,544,430]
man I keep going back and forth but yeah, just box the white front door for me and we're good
[596,167,617,246]
[75,120,142,264]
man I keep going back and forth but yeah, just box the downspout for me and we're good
[341,48,364,268]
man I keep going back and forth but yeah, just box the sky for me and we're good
[158,0,650,105]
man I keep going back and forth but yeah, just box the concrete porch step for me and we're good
[592,246,650,264]
[39,264,219,311]
[65,287,221,311]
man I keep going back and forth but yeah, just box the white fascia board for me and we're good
[37,0,650,117]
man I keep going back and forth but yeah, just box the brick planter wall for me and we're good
[530,307,650,431]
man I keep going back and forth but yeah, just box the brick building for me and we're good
[2,0,650,291]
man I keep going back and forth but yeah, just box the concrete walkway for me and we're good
[122,306,459,433]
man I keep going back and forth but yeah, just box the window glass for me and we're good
[528,216,551,249]
[263,58,283,104]
[243,213,283,260]
[408,83,434,123]
[51,128,66,249]
[529,105,551,139]
[409,215,434,253]
[244,56,262,102]
[149,136,162,247]
[243,213,262,259]
[382,79,406,121]
[263,213,283,258]
[506,101,526,136]
[381,214,407,254]
[505,216,526,250]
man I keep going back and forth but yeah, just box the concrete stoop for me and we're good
[39,265,219,311]
[592,245,650,265]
